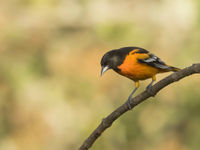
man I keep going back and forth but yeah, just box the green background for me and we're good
[0,0,200,150]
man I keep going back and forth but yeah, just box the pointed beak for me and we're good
[101,66,110,76]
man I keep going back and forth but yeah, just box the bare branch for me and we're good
[79,63,200,150]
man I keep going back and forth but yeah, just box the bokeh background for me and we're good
[0,0,200,150]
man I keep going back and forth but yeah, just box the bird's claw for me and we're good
[146,85,156,97]
[146,86,151,92]
[126,98,132,110]
[146,84,153,93]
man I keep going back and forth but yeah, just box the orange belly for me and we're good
[118,53,159,81]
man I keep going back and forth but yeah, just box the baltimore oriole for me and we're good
[100,47,180,109]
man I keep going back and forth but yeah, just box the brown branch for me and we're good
[79,63,200,150]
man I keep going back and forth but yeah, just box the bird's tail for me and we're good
[169,66,181,72]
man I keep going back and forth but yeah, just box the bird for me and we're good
[100,47,180,109]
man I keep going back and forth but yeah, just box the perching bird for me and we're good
[100,47,180,109]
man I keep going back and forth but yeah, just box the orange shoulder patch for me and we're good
[117,52,159,81]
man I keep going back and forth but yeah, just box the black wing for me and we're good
[138,53,170,70]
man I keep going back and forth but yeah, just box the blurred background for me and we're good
[0,0,200,150]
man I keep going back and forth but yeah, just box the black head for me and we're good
[101,50,119,70]
[100,47,136,76]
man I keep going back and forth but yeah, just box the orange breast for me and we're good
[118,53,159,81]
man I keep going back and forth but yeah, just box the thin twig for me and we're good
[79,63,200,150]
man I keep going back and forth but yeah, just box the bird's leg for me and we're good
[126,81,139,110]
[146,75,156,92]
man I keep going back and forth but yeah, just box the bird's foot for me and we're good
[126,97,132,110]
[146,85,156,97]
[146,84,152,93]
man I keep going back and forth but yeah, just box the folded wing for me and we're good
[138,53,170,70]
